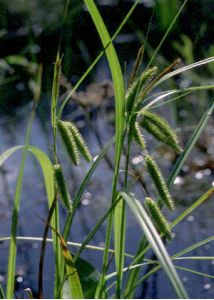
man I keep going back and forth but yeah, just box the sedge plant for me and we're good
[0,0,214,298]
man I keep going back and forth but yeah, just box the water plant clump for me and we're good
[0,0,214,299]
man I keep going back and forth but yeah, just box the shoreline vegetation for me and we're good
[0,0,214,298]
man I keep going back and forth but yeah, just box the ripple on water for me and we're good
[187,215,194,222]
[195,171,204,179]
[203,283,211,290]
[174,176,184,185]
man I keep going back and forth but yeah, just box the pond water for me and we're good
[0,92,213,298]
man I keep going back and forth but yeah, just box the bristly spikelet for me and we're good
[137,67,158,102]
[141,111,182,153]
[133,122,146,150]
[57,120,80,165]
[145,197,172,240]
[54,164,73,212]
[140,66,158,89]
[51,54,61,127]
[126,67,158,116]
[129,44,144,85]
[145,155,174,210]
[67,122,92,163]
[139,59,180,102]
[126,78,141,115]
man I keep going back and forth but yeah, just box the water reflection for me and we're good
[0,101,213,298]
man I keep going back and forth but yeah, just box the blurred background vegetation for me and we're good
[0,1,213,298]
[0,0,213,114]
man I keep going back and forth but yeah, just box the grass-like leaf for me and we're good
[153,56,214,88]
[175,266,214,280]
[168,100,214,186]
[4,103,36,298]
[121,191,188,299]
[62,136,115,240]
[84,0,125,166]
[171,186,214,229]
[84,1,126,296]
[124,187,214,296]
[0,145,57,298]
[0,284,5,299]
[44,221,84,299]
[143,85,214,110]
[59,0,140,118]
[62,137,115,294]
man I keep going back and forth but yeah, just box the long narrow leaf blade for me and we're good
[168,100,214,186]
[62,136,115,240]
[60,237,84,299]
[84,0,125,166]
[171,186,214,229]
[0,284,5,299]
[121,192,188,299]
[84,1,126,296]
[0,145,55,210]
[154,56,214,88]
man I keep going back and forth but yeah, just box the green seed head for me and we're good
[126,67,158,116]
[54,164,73,212]
[133,122,146,150]
[141,111,182,153]
[67,122,92,163]
[140,66,158,84]
[145,197,172,240]
[126,78,141,115]
[57,120,80,165]
[145,155,174,210]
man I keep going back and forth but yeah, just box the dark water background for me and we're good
[0,0,214,298]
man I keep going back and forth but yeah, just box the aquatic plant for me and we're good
[0,0,214,299]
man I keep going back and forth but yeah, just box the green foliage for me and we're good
[140,110,182,153]
[57,120,92,165]
[155,0,178,32]
[54,164,73,212]
[0,284,5,299]
[54,229,84,299]
[126,67,158,115]
[121,192,188,299]
[51,54,62,127]
[132,122,146,150]
[145,197,172,240]
[67,122,92,163]
[57,120,80,165]
[126,78,141,115]
[84,1,126,297]
[75,256,100,299]
[173,34,194,64]
[1,0,214,299]
[145,155,174,210]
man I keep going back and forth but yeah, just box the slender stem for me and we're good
[53,121,62,299]
[38,193,58,298]
[6,102,36,298]
[96,212,114,298]
[51,53,62,298]
[114,126,130,297]
[58,0,140,119]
